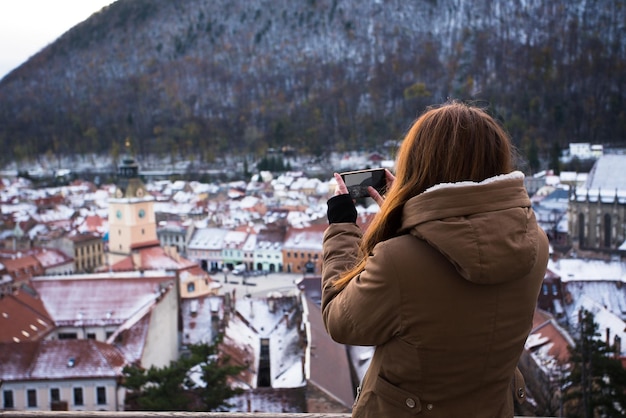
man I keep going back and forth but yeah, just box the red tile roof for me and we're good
[110,311,151,364]
[29,247,74,269]
[31,272,176,327]
[0,253,43,279]
[0,339,126,381]
[530,309,573,365]
[81,216,106,234]
[69,231,102,242]
[0,286,55,343]
[110,245,199,272]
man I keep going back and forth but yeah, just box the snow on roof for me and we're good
[573,187,626,204]
[564,279,626,320]
[31,272,176,327]
[154,201,201,216]
[283,226,325,251]
[568,295,626,356]
[549,258,626,283]
[269,318,305,388]
[585,155,626,190]
[134,245,197,270]
[242,233,257,252]
[112,312,151,364]
[218,295,307,390]
[188,227,229,250]
[1,202,36,217]
[33,205,75,224]
[0,339,126,381]
[264,301,305,389]
[32,247,73,268]
[224,230,249,248]
[0,290,55,343]
[560,171,588,184]
[240,195,261,209]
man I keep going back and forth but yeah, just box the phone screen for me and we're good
[340,169,386,199]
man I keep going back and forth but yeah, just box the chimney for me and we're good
[131,251,142,270]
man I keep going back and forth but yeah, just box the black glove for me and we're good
[327,194,357,224]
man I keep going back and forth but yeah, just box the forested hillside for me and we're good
[0,0,624,170]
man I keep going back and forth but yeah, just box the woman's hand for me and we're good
[327,173,357,224]
[333,172,349,196]
[368,169,395,206]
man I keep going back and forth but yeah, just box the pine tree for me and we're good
[186,339,245,411]
[562,309,626,417]
[122,338,244,411]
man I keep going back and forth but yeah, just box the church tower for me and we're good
[108,143,158,266]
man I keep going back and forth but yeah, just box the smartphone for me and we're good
[340,168,386,199]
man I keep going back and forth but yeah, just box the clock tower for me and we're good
[108,148,158,265]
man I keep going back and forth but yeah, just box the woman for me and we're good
[322,100,549,417]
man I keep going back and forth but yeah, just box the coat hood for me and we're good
[400,171,540,285]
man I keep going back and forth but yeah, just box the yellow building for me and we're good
[69,232,104,273]
[107,154,158,266]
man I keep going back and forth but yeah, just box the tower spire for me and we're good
[113,138,145,199]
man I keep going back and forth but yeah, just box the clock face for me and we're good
[115,189,123,198]
[116,210,122,219]
[138,209,145,218]
[136,188,145,197]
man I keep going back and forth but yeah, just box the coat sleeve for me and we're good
[321,223,402,346]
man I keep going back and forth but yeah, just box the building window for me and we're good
[578,213,585,247]
[552,284,559,296]
[73,387,84,406]
[58,332,78,340]
[27,389,37,407]
[50,388,60,403]
[187,282,195,293]
[96,387,107,405]
[604,213,612,248]
[542,284,548,295]
[87,333,96,340]
[258,338,271,387]
[3,390,14,409]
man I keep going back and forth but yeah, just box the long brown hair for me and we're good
[333,100,516,289]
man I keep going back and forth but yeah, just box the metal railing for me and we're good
[2,413,350,418]
[0,413,541,418]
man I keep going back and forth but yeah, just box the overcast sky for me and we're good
[0,0,116,80]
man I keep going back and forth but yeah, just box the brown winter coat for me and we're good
[322,172,549,417]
